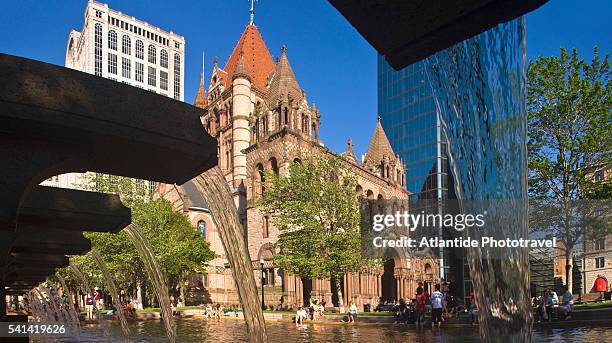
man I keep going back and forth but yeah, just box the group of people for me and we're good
[384,283,459,328]
[205,303,240,319]
[535,285,573,322]
[295,298,328,324]
[84,287,139,320]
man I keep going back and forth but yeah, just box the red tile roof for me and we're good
[223,24,275,90]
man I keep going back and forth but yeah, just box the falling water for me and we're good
[30,288,52,322]
[192,166,267,343]
[90,248,132,338]
[69,261,113,340]
[424,17,530,341]
[56,273,81,337]
[124,223,176,343]
[69,261,92,297]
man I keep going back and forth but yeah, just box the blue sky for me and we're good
[1,0,610,158]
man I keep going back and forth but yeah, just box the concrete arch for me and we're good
[257,242,275,261]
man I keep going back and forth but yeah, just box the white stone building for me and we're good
[65,0,185,99]
[43,0,185,190]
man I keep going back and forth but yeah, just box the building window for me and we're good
[95,10,103,18]
[122,35,131,55]
[197,220,206,239]
[108,30,117,50]
[173,53,181,100]
[595,257,605,269]
[175,41,180,49]
[160,70,168,90]
[148,66,156,86]
[135,40,144,59]
[263,216,269,238]
[94,23,103,76]
[108,53,117,75]
[121,57,131,79]
[595,238,605,250]
[135,62,144,82]
[160,49,168,68]
[148,45,156,64]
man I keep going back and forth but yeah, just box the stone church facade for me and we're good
[156,21,439,309]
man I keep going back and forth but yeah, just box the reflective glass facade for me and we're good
[378,56,465,300]
[377,56,450,200]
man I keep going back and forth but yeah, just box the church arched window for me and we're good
[197,220,206,239]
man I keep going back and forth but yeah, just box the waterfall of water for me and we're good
[69,262,92,298]
[424,17,531,342]
[69,261,113,340]
[124,223,176,343]
[90,248,132,338]
[193,166,267,343]
[56,273,81,338]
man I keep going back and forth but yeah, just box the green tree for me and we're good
[527,47,611,292]
[260,155,368,308]
[59,174,214,307]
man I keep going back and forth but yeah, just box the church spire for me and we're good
[249,0,257,25]
[194,72,207,109]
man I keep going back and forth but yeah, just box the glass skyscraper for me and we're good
[377,56,469,302]
[377,56,450,200]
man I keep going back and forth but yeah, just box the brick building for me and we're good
[157,19,440,309]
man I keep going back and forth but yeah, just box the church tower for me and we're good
[231,52,252,189]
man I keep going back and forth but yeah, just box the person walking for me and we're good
[415,288,426,327]
[85,291,94,320]
[431,284,445,328]
[559,285,574,320]
[348,301,358,323]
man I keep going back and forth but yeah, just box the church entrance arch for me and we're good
[381,258,396,302]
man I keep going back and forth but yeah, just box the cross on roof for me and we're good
[249,0,258,25]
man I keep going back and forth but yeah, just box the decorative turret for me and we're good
[231,51,253,189]
[343,138,359,165]
[363,116,406,186]
[266,46,303,106]
[233,51,251,81]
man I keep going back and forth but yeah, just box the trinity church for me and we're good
[157,17,439,309]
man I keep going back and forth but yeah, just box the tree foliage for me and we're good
[527,47,611,291]
[260,155,370,305]
[57,174,214,305]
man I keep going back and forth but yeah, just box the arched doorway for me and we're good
[381,259,396,302]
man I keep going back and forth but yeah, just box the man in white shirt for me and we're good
[431,284,445,328]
